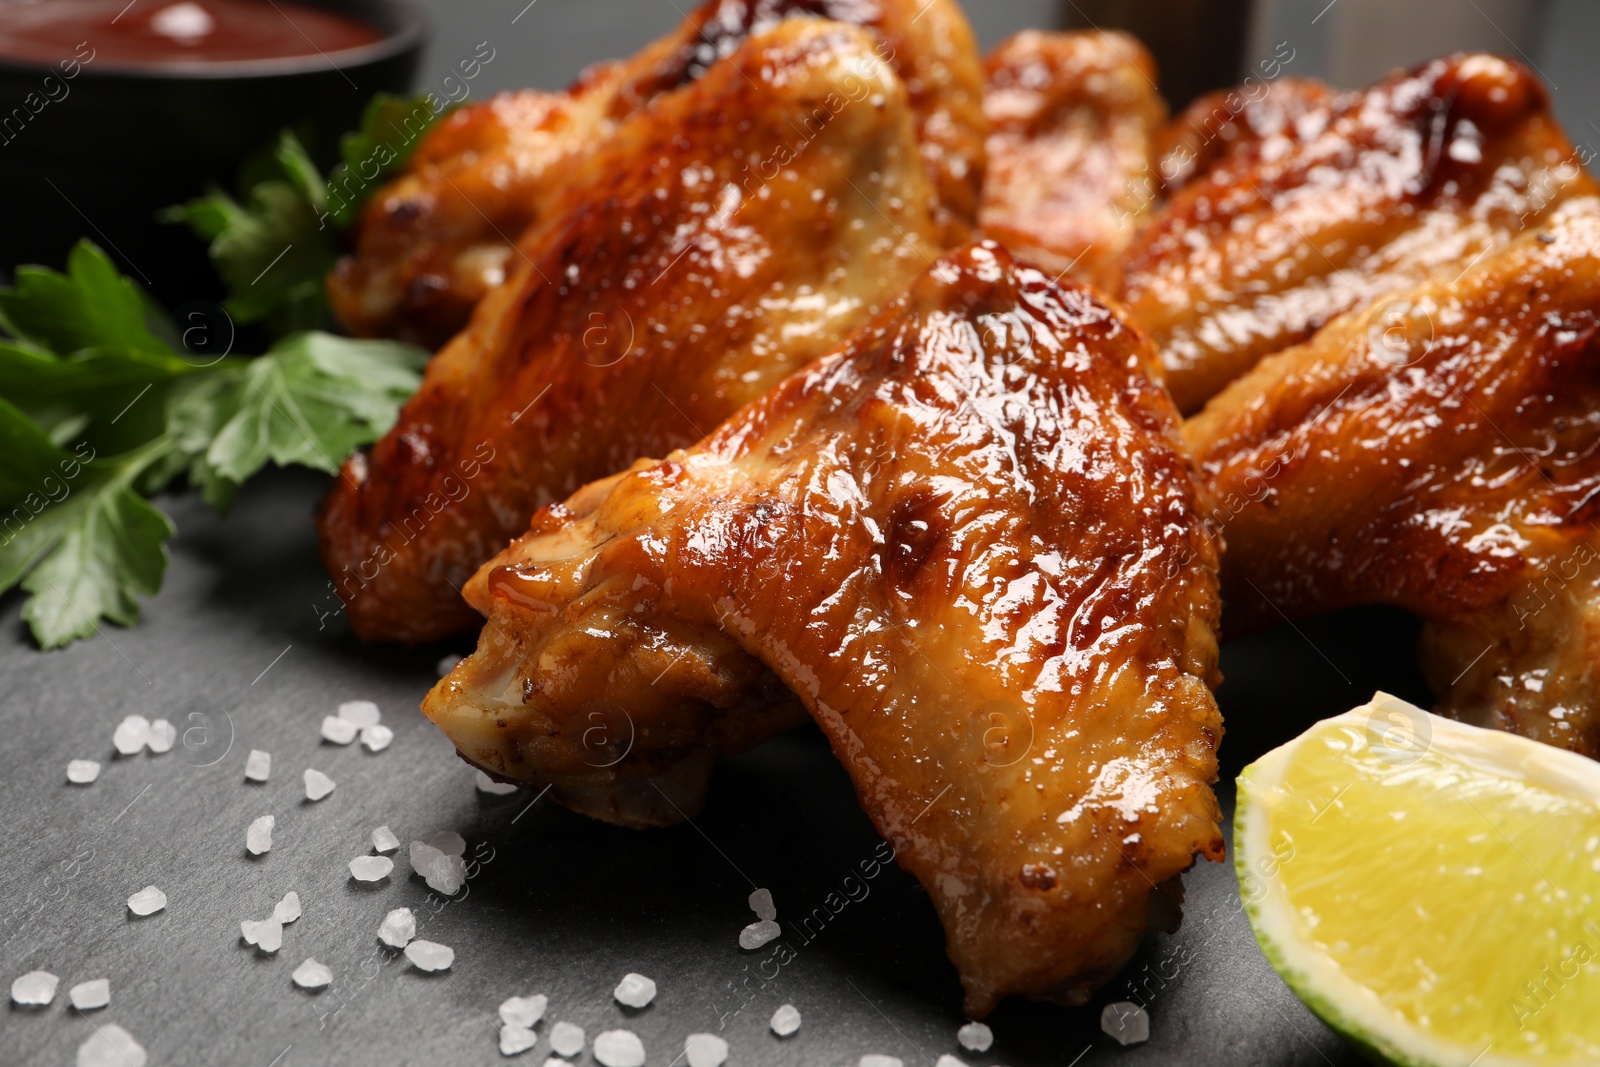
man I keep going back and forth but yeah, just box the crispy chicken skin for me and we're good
[1108,53,1598,414]
[1186,197,1600,758]
[1153,76,1334,192]
[327,0,985,346]
[425,241,1226,1013]
[978,30,1165,283]
[317,21,943,643]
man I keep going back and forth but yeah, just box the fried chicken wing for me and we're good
[1186,196,1600,758]
[978,30,1165,283]
[318,20,943,643]
[1108,53,1597,413]
[425,241,1226,1013]
[327,0,984,346]
[1153,76,1333,192]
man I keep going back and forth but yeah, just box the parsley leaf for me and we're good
[0,401,175,649]
[325,93,443,227]
[0,242,171,357]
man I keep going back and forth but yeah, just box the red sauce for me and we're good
[0,0,384,67]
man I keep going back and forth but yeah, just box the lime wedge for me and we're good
[1235,692,1600,1066]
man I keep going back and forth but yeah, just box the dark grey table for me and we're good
[1,468,1425,1065]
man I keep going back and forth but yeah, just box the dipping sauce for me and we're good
[0,0,384,67]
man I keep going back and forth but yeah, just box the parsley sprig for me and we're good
[0,242,426,648]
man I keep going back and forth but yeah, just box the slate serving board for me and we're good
[1,467,1430,1065]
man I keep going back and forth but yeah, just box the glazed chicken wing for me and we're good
[318,20,944,643]
[1108,53,1597,414]
[425,241,1226,1013]
[978,30,1165,283]
[1153,76,1333,192]
[327,0,985,346]
[1187,197,1600,758]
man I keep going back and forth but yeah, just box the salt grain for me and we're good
[112,715,150,755]
[770,1003,801,1037]
[541,1060,573,1067]
[425,853,467,896]
[11,970,57,1006]
[337,700,382,729]
[320,715,358,745]
[476,769,519,795]
[405,939,454,972]
[303,768,336,801]
[957,1021,993,1053]
[68,978,109,1010]
[613,972,656,1009]
[127,886,166,916]
[409,840,444,878]
[245,749,271,782]
[273,891,301,925]
[77,1023,146,1067]
[593,1030,645,1067]
[67,759,100,784]
[500,993,548,1028]
[428,831,466,856]
[936,1057,970,1067]
[241,918,283,953]
[859,1057,903,1067]
[147,719,176,754]
[436,654,462,677]
[361,724,394,752]
[1101,1001,1149,1046]
[246,815,274,856]
[292,957,332,989]
[738,919,780,950]
[378,907,416,948]
[371,825,400,853]
[549,1021,585,1058]
[500,1024,539,1056]
[685,1032,728,1067]
[349,856,393,882]
[748,887,776,921]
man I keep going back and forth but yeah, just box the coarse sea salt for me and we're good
[361,724,394,752]
[127,886,166,916]
[685,1033,728,1067]
[500,1024,538,1056]
[1101,1001,1149,1046]
[613,972,656,1009]
[738,919,779,950]
[147,719,176,754]
[405,940,453,972]
[68,978,110,1010]
[956,1021,993,1053]
[476,769,519,795]
[859,1056,903,1067]
[67,759,100,784]
[304,768,336,801]
[273,891,301,925]
[428,831,466,856]
[245,749,271,782]
[593,1030,645,1067]
[349,855,394,882]
[337,700,382,729]
[320,715,358,745]
[500,994,548,1028]
[11,970,57,1006]
[241,918,283,954]
[378,907,416,948]
[77,1023,146,1067]
[548,1021,585,1058]
[427,853,467,896]
[748,887,776,921]
[770,1003,801,1037]
[372,825,400,853]
[936,1056,970,1067]
[112,715,150,755]
[246,815,274,856]
[292,957,332,989]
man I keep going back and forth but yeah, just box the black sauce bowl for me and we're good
[0,0,427,307]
